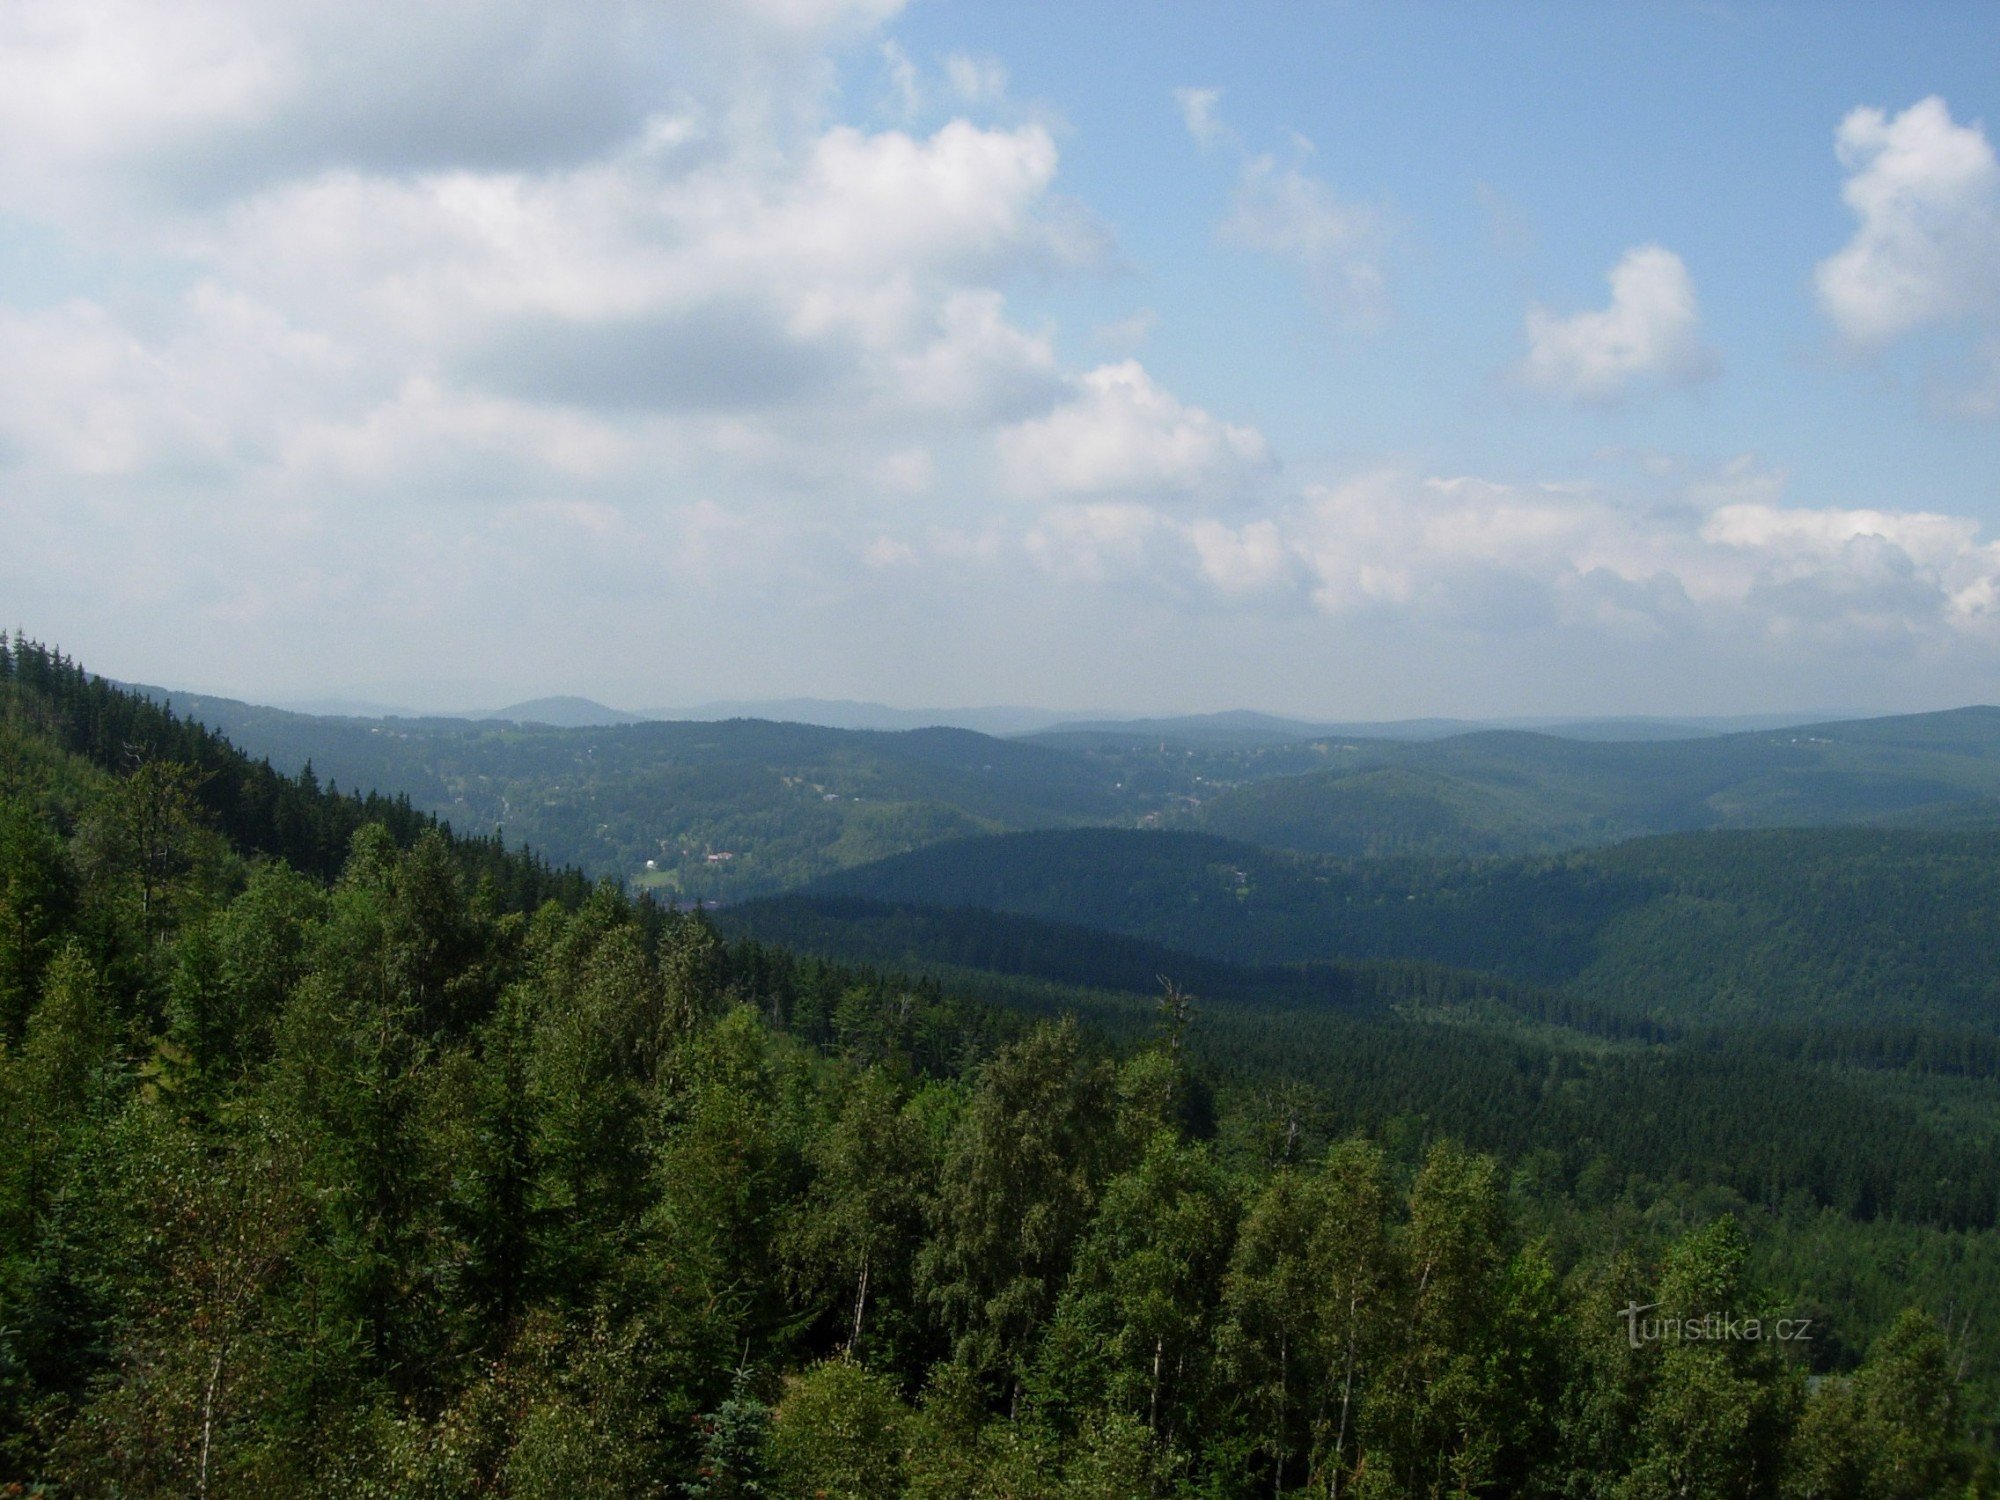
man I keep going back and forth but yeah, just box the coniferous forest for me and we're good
[4,642,1997,1497]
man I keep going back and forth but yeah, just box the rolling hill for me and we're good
[813,824,2000,1028]
[121,683,2000,903]
[1188,709,2000,856]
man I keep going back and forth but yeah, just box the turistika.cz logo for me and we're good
[1618,1301,1813,1350]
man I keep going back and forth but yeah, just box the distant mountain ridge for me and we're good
[1184,706,2000,857]
[121,678,1872,745]
[465,695,645,727]
[1028,709,1857,749]
[113,681,2000,886]
[652,698,1071,735]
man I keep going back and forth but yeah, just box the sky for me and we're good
[5,0,2000,718]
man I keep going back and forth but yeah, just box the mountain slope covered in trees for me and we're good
[1187,710,2000,857]
[127,684,2000,896]
[814,824,2000,1027]
[3,640,1995,1493]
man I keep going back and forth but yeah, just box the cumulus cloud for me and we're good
[1006,464,2000,657]
[0,0,913,224]
[1515,245,1715,403]
[998,361,1273,506]
[1816,96,2000,349]
[0,16,1093,480]
[5,4,1998,711]
[0,0,1142,696]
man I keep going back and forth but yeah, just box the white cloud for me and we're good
[888,290,1062,422]
[1024,502,1173,585]
[0,0,930,236]
[6,4,1999,713]
[998,361,1272,506]
[1816,96,2000,349]
[1175,90,1390,328]
[1003,463,2000,655]
[0,0,1138,699]
[1186,517,1300,599]
[1515,245,1714,403]
[1,106,1087,467]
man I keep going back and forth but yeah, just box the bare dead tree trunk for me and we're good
[1331,1292,1360,1500]
[1149,1334,1165,1434]
[849,1250,871,1352]
[199,1335,228,1499]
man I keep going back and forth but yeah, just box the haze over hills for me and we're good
[462,695,648,727]
[1025,709,1852,749]
[182,679,1869,745]
[116,679,2000,895]
[655,698,1075,734]
[1186,708,2000,858]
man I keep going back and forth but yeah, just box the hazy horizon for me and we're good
[124,666,1892,736]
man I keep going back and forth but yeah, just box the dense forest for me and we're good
[814,825,2000,1027]
[2,639,1994,1495]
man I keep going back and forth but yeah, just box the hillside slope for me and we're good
[1191,709,2000,856]
[816,824,2000,1027]
[121,686,2000,885]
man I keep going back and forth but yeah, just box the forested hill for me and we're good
[3,639,587,908]
[1188,708,2000,858]
[120,682,1136,896]
[5,638,1998,1491]
[120,679,2000,893]
[814,824,2000,1027]
[719,891,1669,1041]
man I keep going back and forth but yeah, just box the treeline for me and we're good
[2,636,588,909]
[124,680,1140,899]
[1188,712,2000,860]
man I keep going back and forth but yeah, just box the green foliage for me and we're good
[144,673,2000,895]
[819,822,2000,1029]
[686,1368,772,1499]
[0,645,1995,1495]
[767,1358,910,1500]
[919,1017,1119,1407]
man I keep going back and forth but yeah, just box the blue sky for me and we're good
[4,1,2000,717]
[892,2,2000,505]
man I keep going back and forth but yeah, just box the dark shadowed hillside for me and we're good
[816,823,2000,1028]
